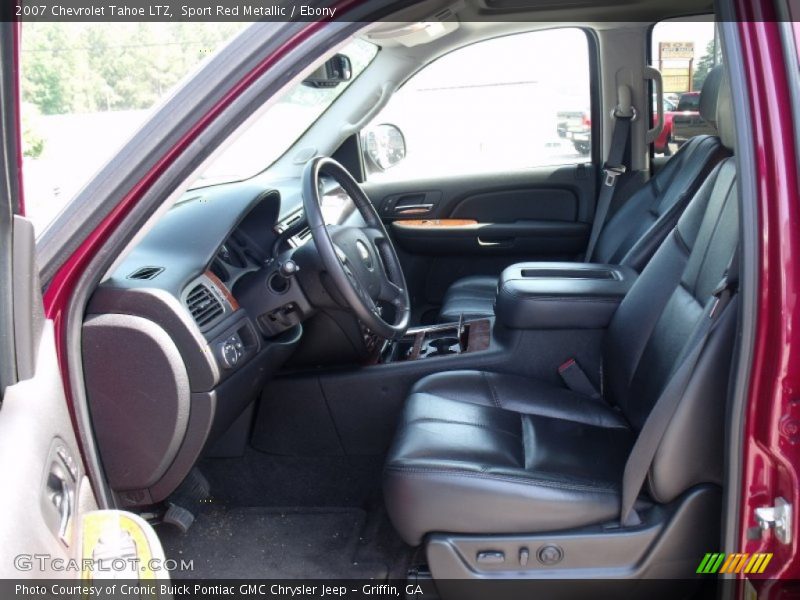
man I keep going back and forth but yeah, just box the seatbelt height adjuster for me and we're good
[603,164,627,187]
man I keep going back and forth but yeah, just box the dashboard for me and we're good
[81,176,353,509]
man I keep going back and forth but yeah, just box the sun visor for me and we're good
[365,2,462,47]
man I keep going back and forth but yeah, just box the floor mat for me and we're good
[199,451,384,507]
[159,506,389,579]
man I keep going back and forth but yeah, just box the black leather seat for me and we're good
[437,67,729,323]
[384,68,738,546]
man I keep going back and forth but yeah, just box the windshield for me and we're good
[192,38,378,188]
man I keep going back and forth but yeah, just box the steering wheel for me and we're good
[302,156,410,340]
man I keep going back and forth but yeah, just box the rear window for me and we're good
[649,17,719,156]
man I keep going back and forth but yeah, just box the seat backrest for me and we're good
[602,66,738,503]
[593,66,730,272]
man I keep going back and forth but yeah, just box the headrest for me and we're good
[699,65,723,124]
[714,66,735,151]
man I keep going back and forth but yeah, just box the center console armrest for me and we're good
[496,262,638,330]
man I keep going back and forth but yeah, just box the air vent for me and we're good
[287,212,304,226]
[127,266,164,280]
[186,283,224,328]
[276,211,304,233]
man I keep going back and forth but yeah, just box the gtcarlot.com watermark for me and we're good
[14,553,194,573]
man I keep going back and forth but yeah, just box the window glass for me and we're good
[194,39,377,188]
[650,18,720,157]
[21,23,248,236]
[361,28,592,181]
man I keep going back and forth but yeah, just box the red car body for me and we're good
[671,90,719,144]
[736,10,800,584]
[653,97,678,154]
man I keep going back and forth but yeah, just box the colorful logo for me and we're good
[696,553,772,574]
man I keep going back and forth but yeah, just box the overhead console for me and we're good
[495,262,637,330]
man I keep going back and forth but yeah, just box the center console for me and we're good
[381,317,492,363]
[495,262,638,330]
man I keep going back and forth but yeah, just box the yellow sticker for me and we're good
[80,511,156,581]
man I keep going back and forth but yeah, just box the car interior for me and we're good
[72,0,747,593]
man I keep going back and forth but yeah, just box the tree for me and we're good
[21,103,45,158]
[21,23,247,115]
[693,37,721,91]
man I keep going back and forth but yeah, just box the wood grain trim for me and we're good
[466,319,491,353]
[408,331,425,360]
[394,219,478,228]
[204,270,239,311]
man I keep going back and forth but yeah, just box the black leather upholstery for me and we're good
[438,275,498,322]
[384,388,635,543]
[438,66,729,324]
[495,262,637,329]
[384,68,739,546]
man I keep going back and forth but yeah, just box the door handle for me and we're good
[394,203,434,215]
[46,466,73,543]
[382,191,441,217]
[42,440,78,546]
[478,236,515,248]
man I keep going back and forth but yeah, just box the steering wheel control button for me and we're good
[355,240,373,269]
[219,333,244,369]
[476,551,505,565]
[537,544,564,566]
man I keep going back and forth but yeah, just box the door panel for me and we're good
[357,28,597,315]
[0,216,99,576]
[363,163,596,307]
[0,322,98,576]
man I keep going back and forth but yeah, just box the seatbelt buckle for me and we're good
[603,164,627,187]
[558,358,601,399]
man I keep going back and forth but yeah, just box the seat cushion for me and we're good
[383,371,634,545]
[409,370,627,428]
[438,276,497,323]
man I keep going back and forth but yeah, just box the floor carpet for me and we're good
[157,449,415,579]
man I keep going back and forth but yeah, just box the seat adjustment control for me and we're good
[519,547,530,566]
[476,551,505,564]
[537,544,564,565]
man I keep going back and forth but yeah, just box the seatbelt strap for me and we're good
[619,246,740,526]
[585,85,635,262]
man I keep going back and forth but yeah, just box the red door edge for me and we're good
[736,5,800,583]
